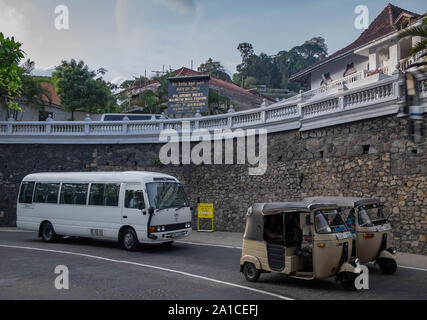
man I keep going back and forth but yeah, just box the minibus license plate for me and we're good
[173,231,185,238]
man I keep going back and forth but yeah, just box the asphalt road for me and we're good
[1,230,427,300]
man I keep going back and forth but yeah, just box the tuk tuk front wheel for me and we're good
[243,263,260,282]
[339,272,357,291]
[377,258,397,275]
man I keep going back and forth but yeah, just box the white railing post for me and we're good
[7,117,14,134]
[84,114,91,135]
[261,110,266,123]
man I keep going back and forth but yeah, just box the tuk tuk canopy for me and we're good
[244,202,339,242]
[304,197,380,208]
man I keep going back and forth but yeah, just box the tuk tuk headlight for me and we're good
[387,247,397,254]
[349,257,360,267]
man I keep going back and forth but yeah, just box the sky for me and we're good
[0,0,425,85]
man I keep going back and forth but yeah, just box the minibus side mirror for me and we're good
[138,202,145,210]
[148,207,155,215]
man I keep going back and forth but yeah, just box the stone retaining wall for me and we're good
[0,114,425,254]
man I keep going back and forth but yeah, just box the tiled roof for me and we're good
[290,3,422,81]
[40,82,61,106]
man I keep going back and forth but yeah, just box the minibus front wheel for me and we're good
[120,228,140,251]
[40,221,60,243]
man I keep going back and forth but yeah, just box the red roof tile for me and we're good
[40,82,61,106]
[290,3,422,81]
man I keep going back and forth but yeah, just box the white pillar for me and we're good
[389,41,401,74]
[368,52,379,71]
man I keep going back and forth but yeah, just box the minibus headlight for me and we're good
[186,222,192,228]
[157,226,161,232]
[161,226,166,232]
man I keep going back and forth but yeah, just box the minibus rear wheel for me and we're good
[121,228,140,251]
[40,222,60,243]
[243,263,260,282]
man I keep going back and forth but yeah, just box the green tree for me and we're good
[133,90,166,115]
[20,60,50,110]
[52,59,117,120]
[198,58,231,82]
[0,33,24,117]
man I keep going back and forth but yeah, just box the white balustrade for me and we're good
[302,98,340,119]
[1,74,425,143]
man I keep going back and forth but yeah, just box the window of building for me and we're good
[343,62,357,77]
[34,183,60,204]
[18,181,35,204]
[60,183,89,205]
[89,184,120,207]
[320,72,332,86]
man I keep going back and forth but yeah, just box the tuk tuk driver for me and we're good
[302,214,313,252]
[264,215,283,242]
[346,209,356,234]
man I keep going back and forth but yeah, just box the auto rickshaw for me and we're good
[240,202,362,290]
[305,197,397,275]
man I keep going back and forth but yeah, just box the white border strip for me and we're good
[0,244,293,300]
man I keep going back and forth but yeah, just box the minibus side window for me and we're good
[34,183,60,204]
[19,182,35,204]
[125,190,145,209]
[89,184,120,207]
[60,184,89,205]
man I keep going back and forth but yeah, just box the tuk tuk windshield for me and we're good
[314,210,347,234]
[358,203,386,226]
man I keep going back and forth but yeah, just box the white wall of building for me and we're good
[310,53,369,89]
[0,103,102,122]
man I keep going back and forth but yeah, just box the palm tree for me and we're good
[397,17,427,64]
[133,90,167,115]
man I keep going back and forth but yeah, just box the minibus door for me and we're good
[122,185,147,229]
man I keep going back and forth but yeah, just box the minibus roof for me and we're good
[22,171,178,184]
[250,202,339,216]
[304,196,380,208]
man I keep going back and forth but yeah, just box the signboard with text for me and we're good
[197,203,214,232]
[168,75,210,114]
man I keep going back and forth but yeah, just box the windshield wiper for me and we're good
[175,205,189,211]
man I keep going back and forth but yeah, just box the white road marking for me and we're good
[368,261,427,272]
[394,265,427,272]
[177,240,242,250]
[0,244,293,300]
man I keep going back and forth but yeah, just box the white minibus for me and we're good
[17,171,192,250]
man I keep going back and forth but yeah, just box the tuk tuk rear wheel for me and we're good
[377,258,397,275]
[243,263,260,282]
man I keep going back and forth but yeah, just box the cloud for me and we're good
[156,0,197,13]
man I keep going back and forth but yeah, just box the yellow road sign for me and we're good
[197,203,213,232]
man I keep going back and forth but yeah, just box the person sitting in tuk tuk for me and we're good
[346,209,356,234]
[285,214,302,247]
[264,214,283,243]
[302,215,313,250]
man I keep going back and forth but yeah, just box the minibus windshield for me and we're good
[359,203,386,226]
[315,209,347,234]
[146,182,189,210]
